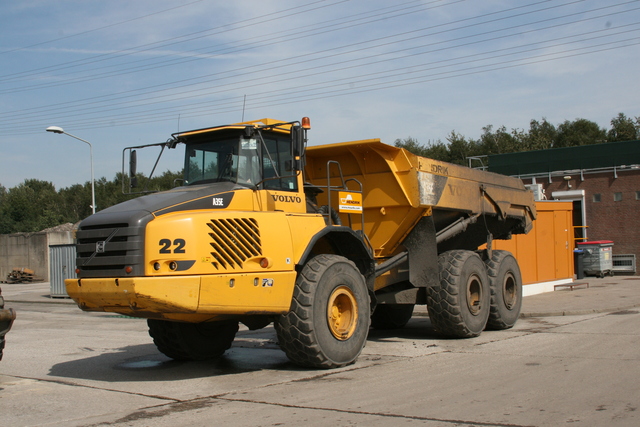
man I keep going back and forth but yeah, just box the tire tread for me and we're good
[426,250,489,338]
[275,254,369,368]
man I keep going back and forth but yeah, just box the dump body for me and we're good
[305,139,536,293]
[306,139,535,254]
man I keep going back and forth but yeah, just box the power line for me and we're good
[0,0,208,56]
[4,29,637,136]
[0,1,597,107]
[0,0,432,91]
[1,0,633,122]
[1,0,639,136]
[0,0,349,82]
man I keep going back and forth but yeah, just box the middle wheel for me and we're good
[275,254,370,369]
[426,250,490,338]
[371,304,415,330]
[147,319,239,361]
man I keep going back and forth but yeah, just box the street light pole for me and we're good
[46,126,96,215]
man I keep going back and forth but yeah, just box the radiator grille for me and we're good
[75,222,145,277]
[208,218,261,270]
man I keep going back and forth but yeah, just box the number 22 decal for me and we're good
[159,238,186,254]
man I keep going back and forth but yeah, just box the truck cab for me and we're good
[66,118,374,368]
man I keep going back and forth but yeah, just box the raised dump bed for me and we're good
[305,139,536,338]
[305,139,536,258]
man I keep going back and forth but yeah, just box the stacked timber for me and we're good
[3,268,43,283]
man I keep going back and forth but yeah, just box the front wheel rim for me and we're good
[327,286,358,340]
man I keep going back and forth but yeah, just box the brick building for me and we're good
[488,140,640,273]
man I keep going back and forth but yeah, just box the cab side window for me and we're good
[262,137,297,191]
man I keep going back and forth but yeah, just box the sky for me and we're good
[1,0,639,190]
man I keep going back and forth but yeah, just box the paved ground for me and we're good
[519,276,640,316]
[1,276,639,427]
[4,275,639,317]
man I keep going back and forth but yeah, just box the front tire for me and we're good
[485,250,523,330]
[426,250,490,337]
[147,319,238,361]
[275,254,370,369]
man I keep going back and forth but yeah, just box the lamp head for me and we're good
[46,126,64,134]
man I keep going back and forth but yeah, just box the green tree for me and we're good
[0,179,63,233]
[422,140,451,162]
[394,137,426,156]
[0,169,186,233]
[58,183,93,224]
[394,137,450,162]
[524,118,557,150]
[478,125,521,155]
[148,170,184,191]
[446,131,473,165]
[607,112,639,142]
[0,184,10,233]
[555,119,606,147]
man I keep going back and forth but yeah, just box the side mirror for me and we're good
[291,125,305,171]
[129,150,138,188]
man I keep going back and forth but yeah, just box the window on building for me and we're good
[592,194,601,202]
[636,191,640,200]
[614,192,623,202]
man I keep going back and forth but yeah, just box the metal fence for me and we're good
[612,254,637,274]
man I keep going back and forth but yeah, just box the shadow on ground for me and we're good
[48,341,298,383]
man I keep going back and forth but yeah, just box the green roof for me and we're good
[488,140,640,176]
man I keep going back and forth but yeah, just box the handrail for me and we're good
[318,161,367,238]
[573,225,588,245]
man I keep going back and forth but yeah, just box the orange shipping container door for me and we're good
[553,209,572,279]
[488,201,574,285]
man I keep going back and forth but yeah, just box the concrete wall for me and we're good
[0,231,74,282]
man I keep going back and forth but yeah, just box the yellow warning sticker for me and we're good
[338,192,363,213]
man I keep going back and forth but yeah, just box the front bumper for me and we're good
[65,271,296,322]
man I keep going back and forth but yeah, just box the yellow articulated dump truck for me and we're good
[65,118,535,369]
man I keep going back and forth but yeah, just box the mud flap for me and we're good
[403,216,439,289]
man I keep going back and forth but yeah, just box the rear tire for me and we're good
[371,304,414,329]
[147,319,238,361]
[426,250,490,337]
[485,250,523,330]
[275,254,370,368]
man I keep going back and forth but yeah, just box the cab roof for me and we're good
[173,118,294,139]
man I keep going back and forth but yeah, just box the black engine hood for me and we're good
[80,181,244,228]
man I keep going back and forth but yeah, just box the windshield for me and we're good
[183,130,297,191]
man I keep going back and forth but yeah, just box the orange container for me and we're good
[488,201,574,285]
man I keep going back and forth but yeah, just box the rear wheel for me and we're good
[426,250,490,337]
[485,250,523,330]
[147,319,238,361]
[371,304,414,329]
[275,254,370,368]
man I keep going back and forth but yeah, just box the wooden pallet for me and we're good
[4,268,43,283]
